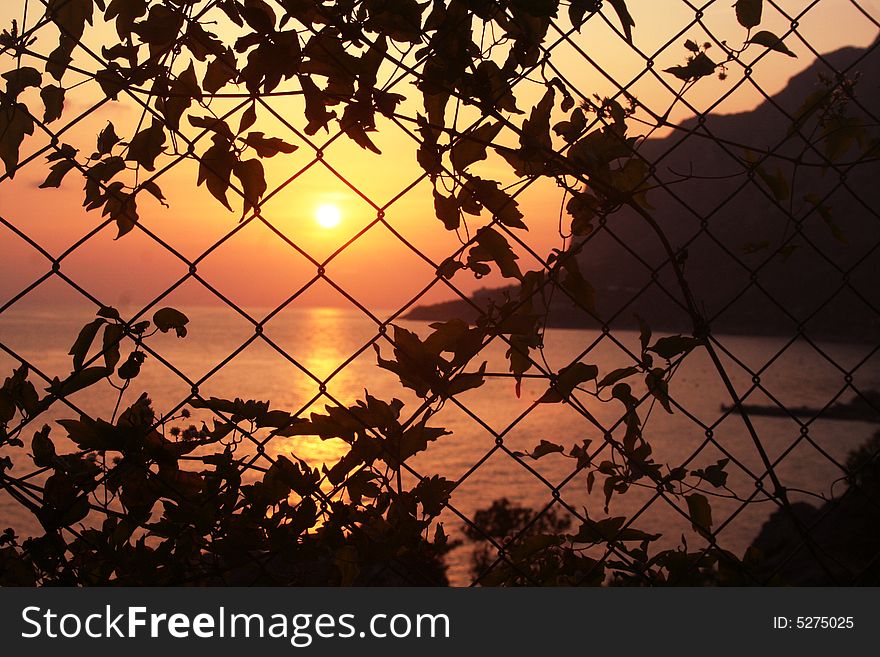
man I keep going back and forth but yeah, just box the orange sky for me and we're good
[1,0,878,318]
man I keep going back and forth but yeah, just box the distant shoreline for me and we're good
[403,289,880,343]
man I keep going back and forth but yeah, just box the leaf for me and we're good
[451,121,504,172]
[685,493,713,537]
[598,366,639,388]
[340,102,381,154]
[516,439,565,460]
[95,64,128,100]
[157,60,201,131]
[132,4,184,57]
[104,187,139,239]
[3,67,42,98]
[413,475,454,516]
[152,307,189,337]
[344,470,381,505]
[40,157,77,189]
[197,137,236,210]
[519,87,554,160]
[569,0,599,29]
[68,318,104,371]
[433,189,460,231]
[735,0,763,28]
[468,227,521,279]
[97,306,121,321]
[203,49,238,94]
[97,122,121,155]
[0,103,35,178]
[437,256,464,279]
[106,0,148,39]
[565,189,596,235]
[239,103,257,133]
[756,165,790,201]
[569,516,659,544]
[509,534,563,563]
[465,178,525,229]
[31,425,56,468]
[301,77,336,135]
[117,351,145,380]
[821,115,865,162]
[40,85,65,123]
[554,107,588,144]
[748,30,796,57]
[142,180,168,206]
[46,0,94,40]
[188,115,234,141]
[645,368,672,414]
[637,314,652,353]
[47,36,76,82]
[102,323,124,371]
[539,362,599,403]
[48,366,111,398]
[126,120,166,171]
[664,52,717,81]
[648,335,700,360]
[240,0,276,33]
[692,458,730,488]
[241,132,298,158]
[607,0,635,43]
[232,158,266,217]
[446,362,487,396]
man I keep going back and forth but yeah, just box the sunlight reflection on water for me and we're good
[0,305,877,584]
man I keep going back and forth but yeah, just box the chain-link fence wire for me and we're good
[0,0,879,585]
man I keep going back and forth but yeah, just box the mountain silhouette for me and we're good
[408,39,880,341]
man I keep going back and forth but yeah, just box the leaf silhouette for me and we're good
[538,362,599,402]
[735,0,763,28]
[3,67,42,98]
[126,119,166,171]
[197,136,236,210]
[40,85,65,123]
[686,493,713,537]
[153,307,189,337]
[241,132,298,158]
[465,178,526,229]
[468,227,522,280]
[97,122,121,155]
[106,0,148,40]
[0,102,35,178]
[598,366,639,389]
[607,0,635,43]
[664,52,717,81]
[232,158,266,217]
[40,144,78,188]
[451,121,504,172]
[516,439,566,460]
[748,30,796,57]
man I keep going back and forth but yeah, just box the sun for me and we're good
[315,204,341,229]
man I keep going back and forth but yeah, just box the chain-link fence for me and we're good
[1,0,879,586]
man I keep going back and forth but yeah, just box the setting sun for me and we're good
[315,204,342,229]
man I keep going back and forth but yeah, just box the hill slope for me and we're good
[408,41,880,341]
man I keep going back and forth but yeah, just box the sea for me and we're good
[1,305,878,585]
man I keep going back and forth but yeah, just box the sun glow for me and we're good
[315,204,342,229]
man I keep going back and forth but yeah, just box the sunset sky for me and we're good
[1,0,878,317]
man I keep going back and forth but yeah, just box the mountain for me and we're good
[407,40,880,341]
